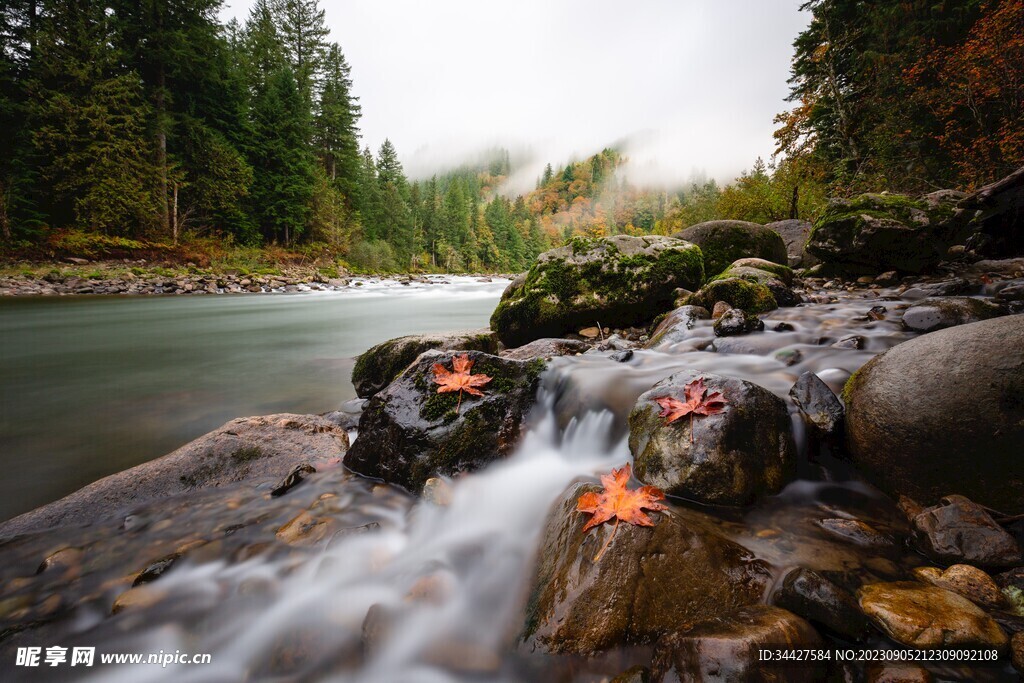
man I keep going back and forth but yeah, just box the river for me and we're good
[0,276,508,522]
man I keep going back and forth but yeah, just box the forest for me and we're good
[0,0,1021,273]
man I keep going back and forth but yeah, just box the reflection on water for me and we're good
[0,277,507,521]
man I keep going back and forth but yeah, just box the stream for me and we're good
[0,284,1017,681]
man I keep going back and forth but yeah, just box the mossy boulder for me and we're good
[521,482,772,654]
[844,315,1024,514]
[710,260,799,306]
[352,329,498,398]
[489,235,704,348]
[672,220,788,277]
[806,193,960,274]
[343,350,545,493]
[688,277,777,314]
[629,371,796,505]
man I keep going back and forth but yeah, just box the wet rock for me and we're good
[111,585,168,615]
[0,413,350,537]
[710,261,800,307]
[499,337,589,360]
[857,581,1008,649]
[133,553,181,587]
[910,495,1021,568]
[644,305,710,348]
[867,305,888,320]
[875,271,899,286]
[36,547,83,578]
[995,567,1024,615]
[578,326,602,339]
[321,398,366,430]
[692,278,777,315]
[421,477,453,506]
[609,349,634,363]
[900,277,971,300]
[789,371,844,438]
[521,482,772,654]
[713,308,765,337]
[712,301,732,319]
[831,334,865,349]
[649,606,823,683]
[610,666,649,683]
[866,663,934,683]
[726,257,795,285]
[766,219,817,268]
[844,315,1024,514]
[270,463,316,497]
[900,296,1004,332]
[672,220,788,277]
[807,193,960,274]
[351,329,498,398]
[912,564,1008,610]
[344,351,544,493]
[817,518,895,549]
[771,567,869,640]
[1013,632,1024,674]
[489,235,704,347]
[629,370,796,505]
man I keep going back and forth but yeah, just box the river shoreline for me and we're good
[0,260,512,296]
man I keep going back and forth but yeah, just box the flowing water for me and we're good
[0,276,506,522]
[0,286,1017,681]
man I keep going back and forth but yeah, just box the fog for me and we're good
[222,0,810,189]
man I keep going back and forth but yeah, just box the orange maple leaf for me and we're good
[654,377,727,443]
[431,353,492,413]
[577,463,667,561]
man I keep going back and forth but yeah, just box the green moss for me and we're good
[230,446,266,463]
[841,366,866,406]
[690,277,777,313]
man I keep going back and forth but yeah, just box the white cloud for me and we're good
[222,0,809,186]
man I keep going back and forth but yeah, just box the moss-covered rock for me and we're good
[489,235,704,348]
[723,258,794,285]
[344,350,545,493]
[688,277,777,314]
[710,261,800,306]
[806,193,960,274]
[521,482,772,654]
[352,329,498,398]
[672,220,787,277]
[629,371,796,505]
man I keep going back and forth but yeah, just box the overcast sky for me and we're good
[222,0,810,189]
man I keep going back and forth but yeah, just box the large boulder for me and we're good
[858,581,1008,650]
[521,482,772,654]
[673,220,787,277]
[344,350,545,493]
[806,193,959,274]
[709,261,799,307]
[352,329,498,398]
[629,371,796,505]
[900,296,1004,333]
[766,219,817,268]
[644,305,710,348]
[489,235,704,347]
[844,315,1024,514]
[649,606,824,683]
[0,414,350,537]
[689,277,777,314]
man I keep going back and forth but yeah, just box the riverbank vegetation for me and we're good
[1,0,1021,274]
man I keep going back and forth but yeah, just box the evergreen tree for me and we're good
[30,0,159,233]
[248,66,316,244]
[315,43,361,204]
[276,0,330,104]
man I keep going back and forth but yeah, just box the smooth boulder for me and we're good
[499,337,590,361]
[673,220,787,278]
[807,193,959,273]
[900,296,1004,333]
[858,581,1008,649]
[649,606,823,683]
[644,305,710,348]
[844,315,1024,514]
[766,219,817,268]
[489,235,704,348]
[0,414,350,537]
[352,329,498,398]
[344,350,544,493]
[521,482,772,654]
[629,371,796,505]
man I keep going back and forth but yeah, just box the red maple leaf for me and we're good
[577,463,667,561]
[431,353,492,413]
[654,377,728,443]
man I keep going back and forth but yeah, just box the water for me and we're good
[0,277,507,522]
[1,286,1017,681]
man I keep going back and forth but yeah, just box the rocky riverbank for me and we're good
[2,168,1023,681]
[0,260,510,296]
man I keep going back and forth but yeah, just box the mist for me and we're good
[222,0,810,189]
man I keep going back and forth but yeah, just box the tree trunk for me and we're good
[0,180,10,240]
[156,67,170,237]
[171,181,179,245]
[789,185,799,220]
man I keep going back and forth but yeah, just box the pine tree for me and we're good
[275,0,330,104]
[248,66,316,244]
[315,43,361,204]
[30,0,159,233]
